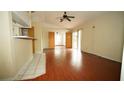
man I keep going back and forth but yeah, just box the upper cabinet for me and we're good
[12,11,31,28]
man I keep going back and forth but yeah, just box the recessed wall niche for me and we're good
[21,28,28,36]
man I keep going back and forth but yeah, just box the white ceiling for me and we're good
[31,11,107,32]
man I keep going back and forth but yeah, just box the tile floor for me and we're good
[14,53,46,80]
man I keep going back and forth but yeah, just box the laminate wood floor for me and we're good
[27,48,121,81]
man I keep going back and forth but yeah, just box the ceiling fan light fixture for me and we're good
[59,12,75,22]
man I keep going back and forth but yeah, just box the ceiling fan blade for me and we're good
[60,19,64,22]
[64,12,66,14]
[67,16,75,18]
[66,17,71,21]
[31,11,35,13]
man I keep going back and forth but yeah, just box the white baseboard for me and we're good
[82,50,121,63]
[93,52,121,62]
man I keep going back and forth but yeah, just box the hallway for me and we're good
[27,48,121,81]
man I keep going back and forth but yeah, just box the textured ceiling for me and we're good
[31,11,107,32]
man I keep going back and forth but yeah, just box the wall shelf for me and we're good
[13,36,37,40]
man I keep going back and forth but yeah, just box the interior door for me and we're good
[66,32,72,48]
[49,32,55,48]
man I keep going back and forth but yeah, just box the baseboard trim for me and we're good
[43,48,55,50]
[55,45,65,46]
[81,51,121,63]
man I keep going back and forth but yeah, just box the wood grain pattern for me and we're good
[49,32,55,48]
[66,32,72,48]
[26,48,121,81]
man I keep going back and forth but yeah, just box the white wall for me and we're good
[80,12,124,62]
[0,12,14,79]
[32,20,49,52]
[11,12,33,79]
[32,22,43,53]
[42,31,49,48]
[121,46,124,80]
[0,12,33,80]
[12,39,33,73]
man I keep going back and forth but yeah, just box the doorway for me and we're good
[49,32,55,48]
[66,32,72,48]
[72,30,81,50]
[49,31,73,49]
[55,32,66,48]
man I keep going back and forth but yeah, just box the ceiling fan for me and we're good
[60,12,75,22]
